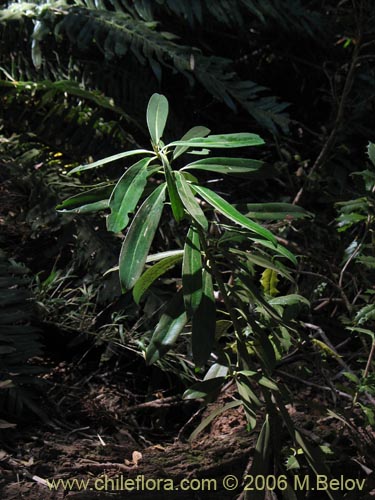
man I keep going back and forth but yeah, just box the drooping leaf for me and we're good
[183,376,225,400]
[147,93,169,145]
[133,253,183,304]
[188,400,241,441]
[107,157,154,233]
[173,126,211,159]
[192,184,276,244]
[230,249,293,281]
[175,172,208,230]
[119,183,166,292]
[168,132,264,149]
[182,157,263,176]
[252,238,297,265]
[146,292,187,365]
[56,185,112,213]
[68,149,154,175]
[182,226,202,316]
[192,268,216,366]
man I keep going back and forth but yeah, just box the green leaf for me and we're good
[68,149,153,175]
[146,292,187,365]
[269,294,310,307]
[56,186,112,213]
[163,159,185,222]
[146,250,184,263]
[133,254,183,304]
[204,363,228,380]
[260,268,280,296]
[168,132,265,149]
[147,93,169,145]
[182,157,264,176]
[183,376,225,400]
[240,202,312,220]
[188,400,241,441]
[249,414,271,500]
[230,249,293,281]
[182,226,203,316]
[175,172,208,230]
[173,126,211,159]
[119,183,166,292]
[192,268,216,366]
[107,157,154,233]
[252,238,297,265]
[192,185,276,244]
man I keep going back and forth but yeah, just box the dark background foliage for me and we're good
[0,0,374,434]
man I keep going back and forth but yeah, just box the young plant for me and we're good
[59,94,339,499]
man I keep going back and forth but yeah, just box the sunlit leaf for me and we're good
[68,149,153,175]
[168,133,264,149]
[119,183,166,292]
[193,185,276,244]
[182,226,202,316]
[192,268,216,366]
[146,93,169,145]
[175,172,208,230]
[107,157,154,233]
[133,254,183,304]
[182,157,263,176]
[173,126,210,159]
[164,160,185,222]
[183,376,225,400]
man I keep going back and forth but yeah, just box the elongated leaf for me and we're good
[230,249,293,281]
[146,250,184,263]
[192,185,276,244]
[163,160,185,222]
[175,172,208,230]
[183,377,225,400]
[146,292,187,365]
[147,93,169,145]
[239,202,312,220]
[133,254,183,304]
[204,363,228,380]
[192,268,216,366]
[252,238,297,265]
[119,183,166,292]
[68,149,153,175]
[182,157,263,176]
[56,186,112,213]
[173,126,211,159]
[188,400,241,441]
[57,199,109,214]
[182,226,202,316]
[168,133,264,149]
[107,157,154,233]
[248,415,271,500]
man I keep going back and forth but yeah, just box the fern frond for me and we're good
[0,3,289,132]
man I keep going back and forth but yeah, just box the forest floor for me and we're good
[1,357,375,500]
